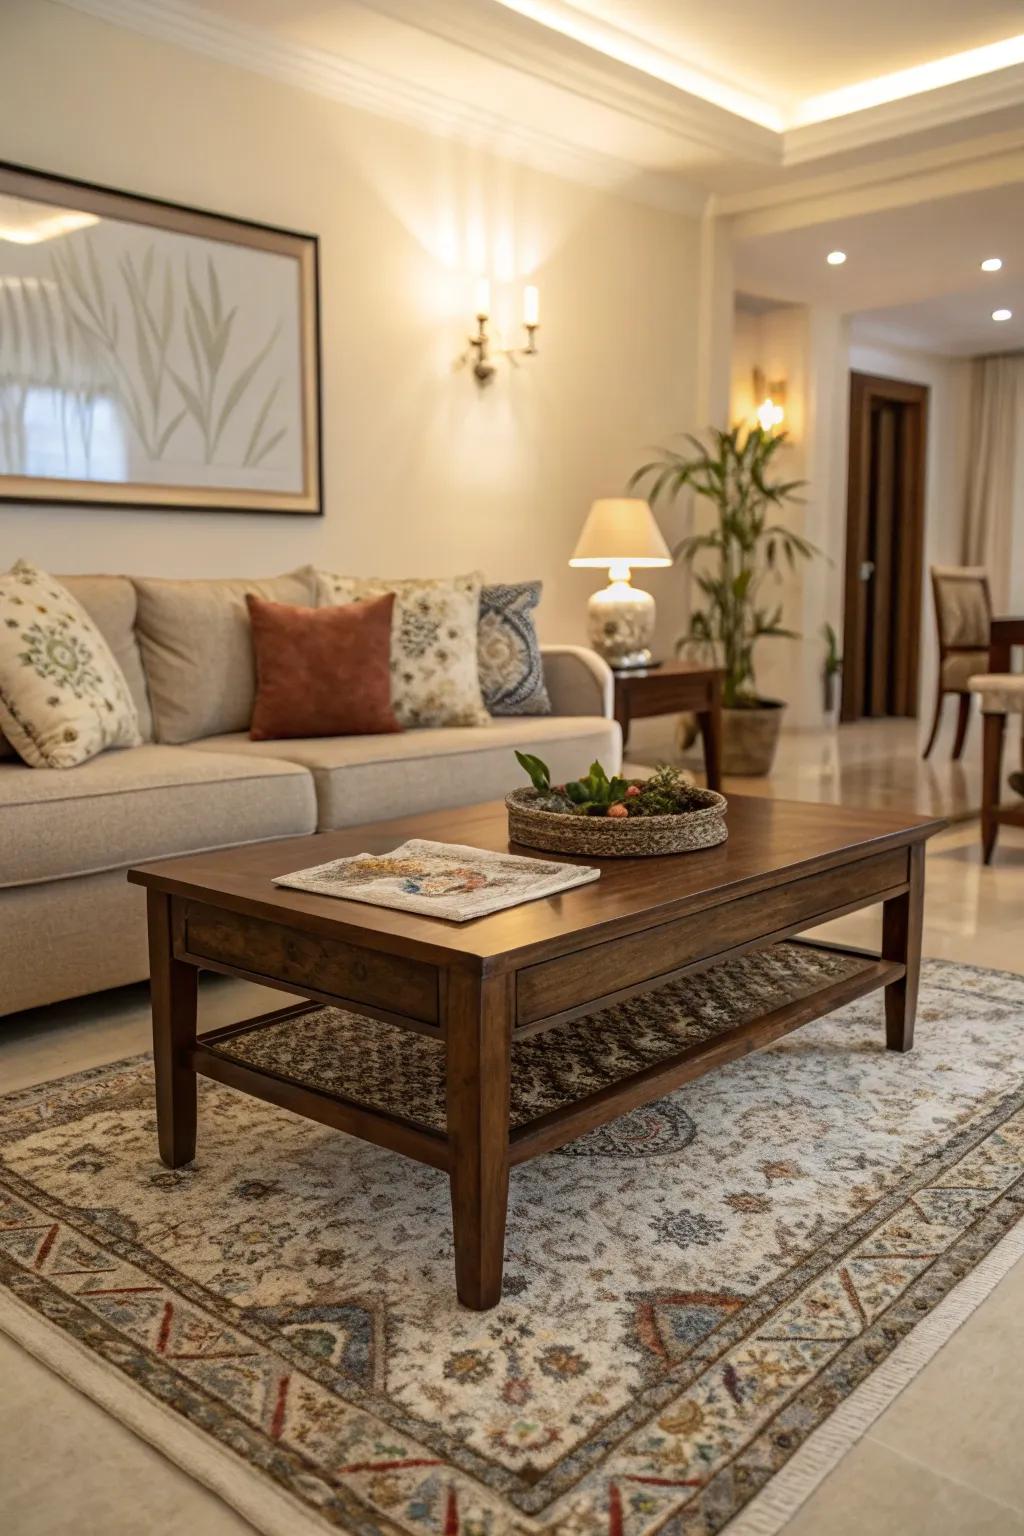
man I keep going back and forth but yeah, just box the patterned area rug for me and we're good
[2,955,1024,1536]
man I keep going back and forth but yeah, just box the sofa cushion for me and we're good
[0,744,317,890]
[0,572,154,760]
[0,562,142,769]
[133,568,316,744]
[479,581,551,716]
[63,575,154,741]
[315,570,489,729]
[248,592,400,740]
[190,715,622,830]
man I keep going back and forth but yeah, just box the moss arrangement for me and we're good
[515,752,707,819]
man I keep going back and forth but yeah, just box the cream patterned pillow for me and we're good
[315,570,489,728]
[0,562,142,768]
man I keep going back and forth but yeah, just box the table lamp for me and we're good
[569,497,672,669]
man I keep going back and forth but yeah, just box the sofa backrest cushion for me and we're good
[0,571,153,758]
[133,568,316,743]
[62,575,155,742]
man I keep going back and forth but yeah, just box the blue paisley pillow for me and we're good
[478,581,551,716]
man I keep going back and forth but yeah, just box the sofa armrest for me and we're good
[540,645,614,718]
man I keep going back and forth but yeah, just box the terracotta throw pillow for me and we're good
[247,593,401,740]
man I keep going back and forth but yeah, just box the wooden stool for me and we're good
[969,673,1024,863]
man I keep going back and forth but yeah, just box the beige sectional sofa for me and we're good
[1,571,620,1016]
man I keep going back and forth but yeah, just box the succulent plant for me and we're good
[515,753,704,819]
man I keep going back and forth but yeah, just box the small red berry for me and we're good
[606,802,629,818]
[625,784,642,798]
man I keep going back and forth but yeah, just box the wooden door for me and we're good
[842,373,928,723]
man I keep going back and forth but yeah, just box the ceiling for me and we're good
[501,0,1024,128]
[71,0,1024,195]
[735,183,1024,355]
[62,0,1024,355]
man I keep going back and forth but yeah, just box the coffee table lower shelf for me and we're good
[190,940,902,1177]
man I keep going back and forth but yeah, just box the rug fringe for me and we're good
[0,1286,336,1536]
[723,1217,1024,1535]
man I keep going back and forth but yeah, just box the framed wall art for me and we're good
[0,162,321,514]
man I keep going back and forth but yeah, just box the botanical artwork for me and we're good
[0,169,319,512]
[1,956,1023,1536]
[274,837,600,919]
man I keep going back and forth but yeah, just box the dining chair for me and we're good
[969,673,1024,862]
[923,566,992,759]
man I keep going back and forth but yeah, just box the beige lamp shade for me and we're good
[569,498,672,569]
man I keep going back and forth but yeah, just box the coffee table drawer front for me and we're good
[516,848,909,1026]
[179,903,439,1025]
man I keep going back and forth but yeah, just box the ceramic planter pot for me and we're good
[721,700,785,776]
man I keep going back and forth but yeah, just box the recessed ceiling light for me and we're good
[826,250,847,266]
[981,257,1003,272]
[993,308,1013,322]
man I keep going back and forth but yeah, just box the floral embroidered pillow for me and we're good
[315,571,489,728]
[479,581,551,716]
[0,562,142,768]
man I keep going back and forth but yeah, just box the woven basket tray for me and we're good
[505,786,728,858]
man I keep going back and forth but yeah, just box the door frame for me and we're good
[841,371,930,723]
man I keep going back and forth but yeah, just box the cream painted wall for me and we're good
[0,0,700,652]
[848,338,972,731]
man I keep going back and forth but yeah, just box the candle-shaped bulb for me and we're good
[474,277,491,319]
[523,284,539,327]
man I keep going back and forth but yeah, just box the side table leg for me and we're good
[882,842,925,1053]
[696,676,724,792]
[445,968,512,1309]
[147,890,198,1167]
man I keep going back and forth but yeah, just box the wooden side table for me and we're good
[613,661,723,790]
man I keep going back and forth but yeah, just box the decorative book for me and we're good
[272,838,599,921]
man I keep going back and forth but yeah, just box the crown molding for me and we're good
[356,0,779,164]
[783,61,1024,164]
[54,0,710,214]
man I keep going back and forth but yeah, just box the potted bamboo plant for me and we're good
[630,425,817,775]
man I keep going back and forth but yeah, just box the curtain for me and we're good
[962,354,1024,610]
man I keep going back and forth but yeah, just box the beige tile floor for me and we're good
[2,715,1023,1536]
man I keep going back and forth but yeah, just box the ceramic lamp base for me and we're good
[587,578,656,669]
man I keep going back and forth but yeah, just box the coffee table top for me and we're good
[129,796,943,972]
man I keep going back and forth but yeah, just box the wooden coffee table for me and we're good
[129,796,942,1310]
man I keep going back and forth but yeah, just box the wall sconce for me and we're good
[752,366,786,433]
[461,280,540,387]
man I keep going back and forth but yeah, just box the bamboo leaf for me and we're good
[211,325,279,453]
[168,365,206,429]
[243,378,281,466]
[249,424,285,466]
[155,408,186,456]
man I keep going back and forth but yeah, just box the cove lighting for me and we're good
[993,309,1013,322]
[494,4,1024,133]
[791,35,1024,127]
[826,251,847,266]
[981,258,1004,272]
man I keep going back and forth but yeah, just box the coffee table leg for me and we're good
[881,842,925,1053]
[445,969,512,1309]
[147,890,198,1167]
